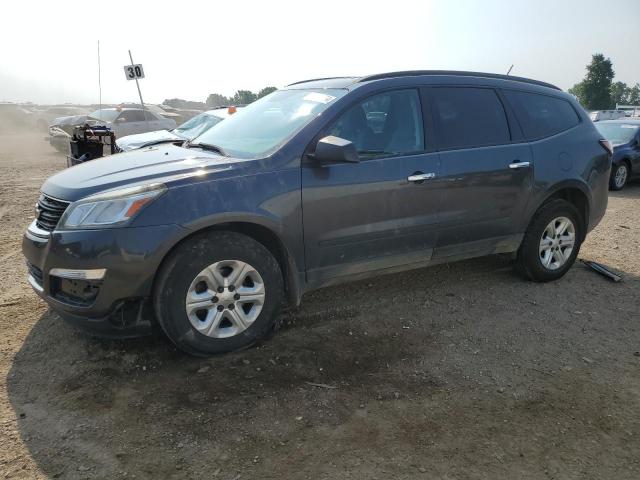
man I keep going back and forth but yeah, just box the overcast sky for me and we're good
[1,0,638,105]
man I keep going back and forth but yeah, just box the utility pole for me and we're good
[128,49,149,128]
[98,40,102,115]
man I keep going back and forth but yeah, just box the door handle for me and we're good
[509,160,531,169]
[407,172,436,182]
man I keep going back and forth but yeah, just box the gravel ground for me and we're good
[1,129,639,479]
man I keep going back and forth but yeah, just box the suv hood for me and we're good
[42,144,251,201]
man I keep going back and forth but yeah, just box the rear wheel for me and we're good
[516,199,583,282]
[609,162,629,191]
[154,231,284,356]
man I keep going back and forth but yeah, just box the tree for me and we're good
[206,93,229,108]
[628,83,640,105]
[230,90,257,105]
[568,82,585,103]
[568,54,614,110]
[257,86,277,99]
[610,82,629,107]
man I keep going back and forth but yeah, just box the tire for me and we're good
[609,162,629,191]
[516,199,583,282]
[154,231,284,356]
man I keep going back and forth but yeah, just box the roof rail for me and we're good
[357,70,561,91]
[286,76,357,86]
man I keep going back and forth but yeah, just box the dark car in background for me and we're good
[23,71,611,356]
[595,119,640,190]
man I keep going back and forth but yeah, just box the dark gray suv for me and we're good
[23,71,611,356]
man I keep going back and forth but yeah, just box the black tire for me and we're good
[609,162,629,191]
[516,199,583,282]
[154,231,284,356]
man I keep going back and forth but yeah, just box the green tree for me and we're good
[230,90,257,105]
[257,86,277,99]
[610,81,629,107]
[568,82,585,103]
[206,93,229,108]
[568,54,614,110]
[628,83,640,105]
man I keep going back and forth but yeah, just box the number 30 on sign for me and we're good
[124,64,145,80]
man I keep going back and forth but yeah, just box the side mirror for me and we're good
[312,136,359,164]
[116,117,127,122]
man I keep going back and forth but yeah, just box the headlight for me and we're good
[59,183,166,229]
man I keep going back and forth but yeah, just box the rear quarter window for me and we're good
[503,90,579,140]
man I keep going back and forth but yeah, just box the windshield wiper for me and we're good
[142,138,183,148]
[185,141,228,156]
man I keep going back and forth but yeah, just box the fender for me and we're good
[522,178,592,234]
[174,212,304,306]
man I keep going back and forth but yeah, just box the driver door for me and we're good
[301,88,441,287]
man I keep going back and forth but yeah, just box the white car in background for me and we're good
[115,106,242,151]
[589,110,626,122]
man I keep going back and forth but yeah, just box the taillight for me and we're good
[599,139,613,156]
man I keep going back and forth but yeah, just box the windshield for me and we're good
[192,89,347,158]
[596,123,639,144]
[174,112,223,140]
[88,109,120,122]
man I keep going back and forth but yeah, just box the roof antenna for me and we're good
[506,64,514,76]
[98,40,102,115]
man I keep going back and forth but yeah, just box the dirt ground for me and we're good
[1,127,639,480]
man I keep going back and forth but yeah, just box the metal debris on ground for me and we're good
[580,259,622,282]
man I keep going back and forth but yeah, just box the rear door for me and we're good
[426,86,533,258]
[301,88,441,286]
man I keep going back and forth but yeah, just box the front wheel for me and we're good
[610,162,629,191]
[516,199,583,282]
[154,231,284,356]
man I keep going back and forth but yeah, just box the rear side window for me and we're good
[119,110,144,122]
[430,87,510,150]
[503,91,579,139]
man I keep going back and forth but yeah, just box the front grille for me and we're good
[27,261,43,286]
[35,194,70,232]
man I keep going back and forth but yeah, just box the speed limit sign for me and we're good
[123,64,145,80]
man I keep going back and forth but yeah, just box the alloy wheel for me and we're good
[185,260,265,338]
[615,164,628,189]
[539,216,576,271]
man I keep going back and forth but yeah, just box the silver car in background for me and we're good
[48,107,178,153]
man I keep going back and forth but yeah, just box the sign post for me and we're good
[124,50,149,128]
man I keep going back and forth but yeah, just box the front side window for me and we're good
[504,90,579,139]
[328,89,425,159]
[430,87,510,150]
[88,109,120,122]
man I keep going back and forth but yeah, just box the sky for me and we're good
[1,0,639,105]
